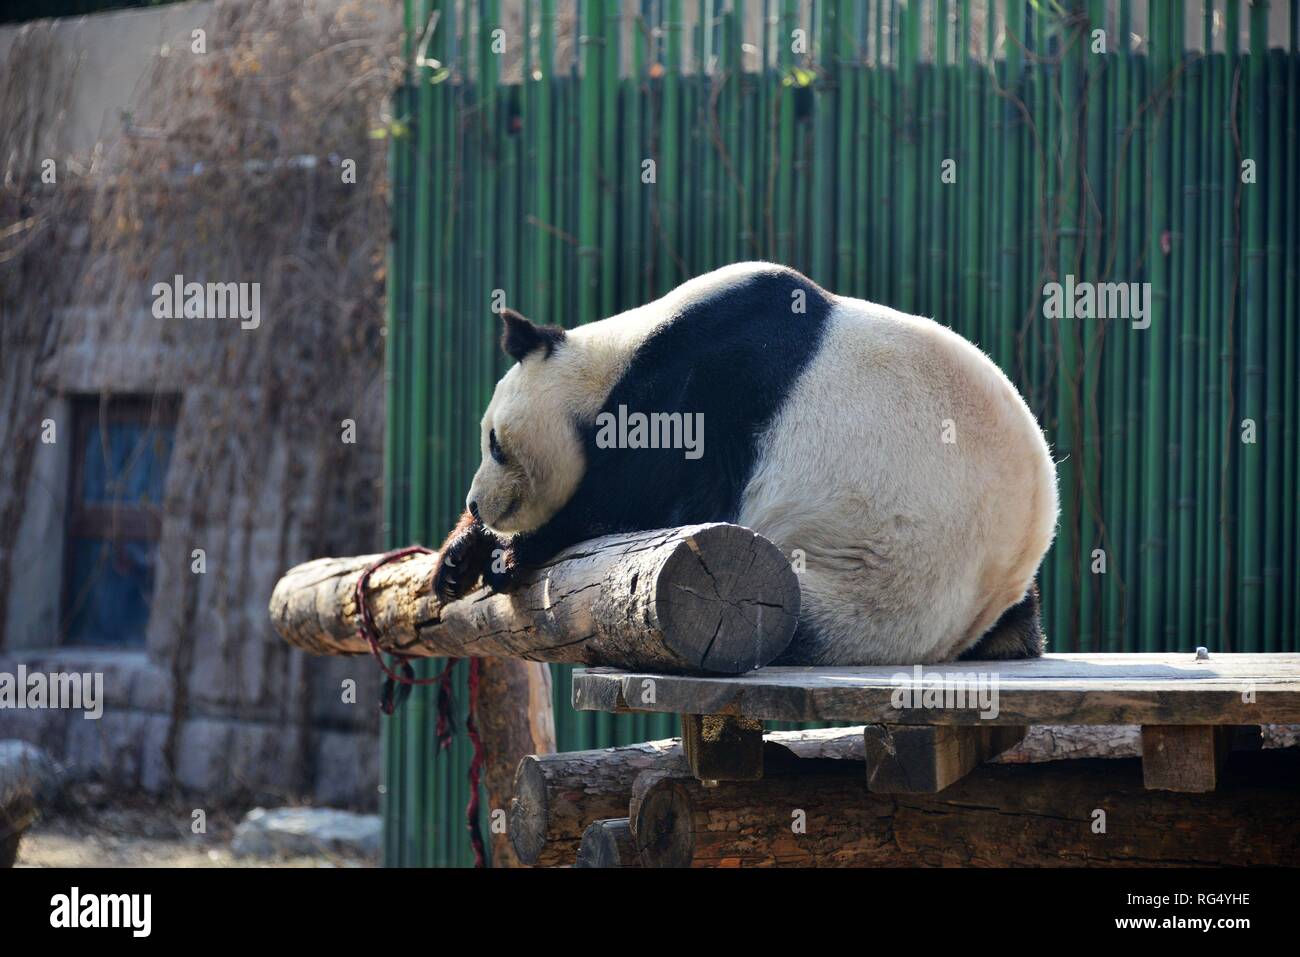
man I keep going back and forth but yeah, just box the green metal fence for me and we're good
[383,0,1300,866]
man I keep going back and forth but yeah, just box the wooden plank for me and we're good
[680,714,764,783]
[863,724,1028,793]
[1140,725,1243,792]
[571,654,1300,726]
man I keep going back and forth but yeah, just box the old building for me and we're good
[0,0,401,807]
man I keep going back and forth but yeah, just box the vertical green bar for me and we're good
[1219,0,1239,649]
[1203,26,1223,649]
[1140,0,1170,652]
[659,0,683,292]
[577,0,602,326]
[536,0,554,316]
[834,0,855,290]
[1239,0,1266,650]
[1079,0,1103,652]
[1100,0,1126,652]
[1283,2,1300,650]
[896,0,918,310]
[810,0,834,284]
[1171,2,1194,652]
[1053,0,1082,650]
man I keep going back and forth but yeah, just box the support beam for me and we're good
[680,714,764,783]
[269,523,799,674]
[863,724,1028,793]
[475,659,556,867]
[1140,725,1244,792]
[575,818,640,868]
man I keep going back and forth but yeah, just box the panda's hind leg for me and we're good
[958,583,1044,661]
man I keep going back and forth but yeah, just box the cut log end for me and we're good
[632,778,695,868]
[575,819,641,868]
[507,756,550,866]
[269,524,798,676]
[655,524,800,674]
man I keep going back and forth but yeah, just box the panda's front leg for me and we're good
[431,510,511,603]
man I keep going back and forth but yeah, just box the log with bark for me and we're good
[575,819,640,868]
[508,727,865,867]
[269,523,798,675]
[630,749,1300,867]
[475,659,556,867]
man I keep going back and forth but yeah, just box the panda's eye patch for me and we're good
[489,429,508,465]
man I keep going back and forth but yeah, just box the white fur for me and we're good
[469,263,776,532]
[472,263,1059,664]
[737,295,1058,664]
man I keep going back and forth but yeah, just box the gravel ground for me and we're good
[13,784,375,868]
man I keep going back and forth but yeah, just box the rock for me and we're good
[0,740,64,869]
[0,740,65,807]
[231,806,381,861]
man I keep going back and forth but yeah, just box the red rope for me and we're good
[354,546,489,867]
[434,657,459,751]
[465,656,487,868]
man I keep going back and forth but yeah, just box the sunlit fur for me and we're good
[738,297,1058,663]
[468,264,758,533]
[467,262,1058,664]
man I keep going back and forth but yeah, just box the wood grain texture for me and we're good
[680,714,764,782]
[269,523,799,674]
[508,727,866,867]
[863,724,1027,793]
[571,654,1300,725]
[575,818,641,868]
[1140,725,1239,792]
[475,658,556,866]
[630,749,1300,867]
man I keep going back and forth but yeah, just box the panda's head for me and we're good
[466,309,604,535]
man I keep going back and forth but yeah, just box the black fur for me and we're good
[501,308,566,361]
[958,583,1045,661]
[514,265,833,566]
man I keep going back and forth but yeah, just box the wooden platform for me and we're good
[573,653,1300,794]
[572,653,1300,726]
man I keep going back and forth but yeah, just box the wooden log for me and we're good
[475,659,556,867]
[269,523,798,675]
[508,727,864,867]
[510,738,680,867]
[680,714,764,783]
[1140,725,1243,792]
[863,724,1027,793]
[630,749,1300,867]
[575,819,641,868]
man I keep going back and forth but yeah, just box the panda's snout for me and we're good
[467,498,481,522]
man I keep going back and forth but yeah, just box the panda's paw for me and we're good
[432,512,496,604]
[481,546,519,593]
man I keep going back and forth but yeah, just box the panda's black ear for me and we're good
[500,308,566,362]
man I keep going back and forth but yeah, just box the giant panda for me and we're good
[432,262,1058,665]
